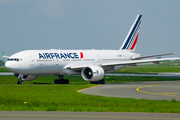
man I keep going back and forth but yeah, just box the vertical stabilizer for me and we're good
[120,15,142,52]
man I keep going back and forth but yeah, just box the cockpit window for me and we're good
[7,58,19,62]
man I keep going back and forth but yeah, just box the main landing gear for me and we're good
[90,79,105,84]
[54,75,69,84]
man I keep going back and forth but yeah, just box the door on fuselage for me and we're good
[29,56,35,67]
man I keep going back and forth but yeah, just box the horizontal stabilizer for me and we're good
[2,56,10,58]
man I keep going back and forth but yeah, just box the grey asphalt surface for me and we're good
[1,111,180,120]
[81,81,180,101]
[0,72,14,75]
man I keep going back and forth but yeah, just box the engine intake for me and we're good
[81,66,104,81]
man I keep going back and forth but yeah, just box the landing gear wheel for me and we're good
[65,79,69,84]
[54,79,58,84]
[17,81,23,84]
[17,77,24,84]
[54,76,69,84]
[90,79,105,84]
[99,79,105,84]
[90,81,96,84]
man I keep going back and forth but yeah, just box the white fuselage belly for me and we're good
[7,50,134,75]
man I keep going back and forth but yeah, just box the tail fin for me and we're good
[120,15,142,52]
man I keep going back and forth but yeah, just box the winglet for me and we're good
[120,15,142,52]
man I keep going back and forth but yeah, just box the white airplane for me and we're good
[4,15,180,84]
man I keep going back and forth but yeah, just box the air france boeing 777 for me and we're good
[4,15,180,84]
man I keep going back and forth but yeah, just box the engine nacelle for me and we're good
[21,75,39,81]
[81,66,104,81]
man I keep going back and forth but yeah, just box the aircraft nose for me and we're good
[5,61,10,69]
[5,61,20,72]
[5,61,13,71]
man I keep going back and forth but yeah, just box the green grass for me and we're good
[0,84,180,112]
[1,64,180,113]
[0,75,180,112]
[0,67,9,72]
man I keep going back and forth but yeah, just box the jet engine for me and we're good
[81,66,104,81]
[21,75,39,81]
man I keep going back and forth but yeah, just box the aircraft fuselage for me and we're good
[5,49,134,76]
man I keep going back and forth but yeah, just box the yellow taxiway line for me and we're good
[136,83,180,97]
[77,85,101,93]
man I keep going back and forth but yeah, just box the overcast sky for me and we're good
[0,0,180,60]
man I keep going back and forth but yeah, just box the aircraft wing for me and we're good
[101,57,180,67]
[131,52,176,60]
[65,57,180,71]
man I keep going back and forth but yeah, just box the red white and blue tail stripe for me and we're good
[120,15,142,52]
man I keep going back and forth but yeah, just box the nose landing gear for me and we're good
[54,75,69,84]
[17,77,24,84]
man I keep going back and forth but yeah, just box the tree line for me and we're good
[0,60,5,66]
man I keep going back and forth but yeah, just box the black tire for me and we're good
[17,81,23,84]
[57,79,65,84]
[90,80,105,84]
[90,81,97,84]
[65,79,69,84]
[99,79,105,84]
[54,79,58,84]
[55,78,69,84]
